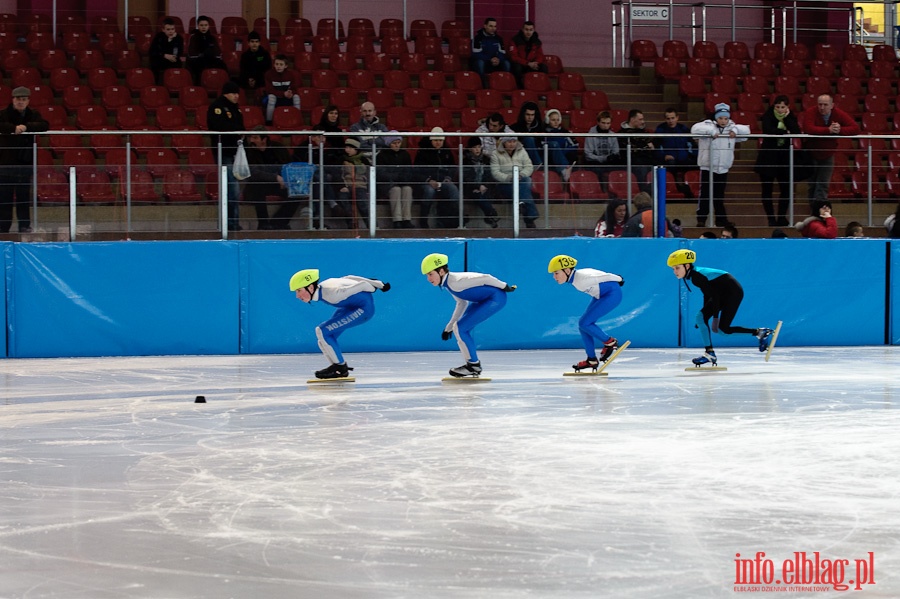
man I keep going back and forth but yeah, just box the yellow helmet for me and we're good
[289,269,319,291]
[548,254,577,273]
[421,253,449,275]
[666,249,696,267]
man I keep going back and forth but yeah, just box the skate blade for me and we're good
[307,377,356,384]
[564,371,608,377]
[764,320,783,362]
[684,366,728,372]
[442,377,491,383]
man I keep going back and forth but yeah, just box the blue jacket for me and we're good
[472,29,506,61]
[655,122,695,164]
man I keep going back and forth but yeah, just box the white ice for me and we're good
[1,347,899,598]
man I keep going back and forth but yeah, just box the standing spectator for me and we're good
[238,31,272,94]
[348,102,388,150]
[795,200,838,239]
[654,108,696,194]
[491,136,539,228]
[0,87,48,234]
[691,103,750,228]
[294,109,345,226]
[377,131,415,229]
[187,15,226,84]
[801,94,859,202]
[263,54,301,125]
[338,139,371,228]
[885,203,900,238]
[462,137,500,228]
[583,111,621,189]
[413,127,461,228]
[509,20,547,88]
[207,81,244,231]
[475,112,514,158]
[149,18,184,84]
[471,17,510,87]
[754,95,801,226]
[244,126,297,230]
[618,109,655,193]
[511,101,544,167]
[594,199,629,237]
[544,108,578,181]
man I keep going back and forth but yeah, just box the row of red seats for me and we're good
[656,56,900,82]
[633,39,899,66]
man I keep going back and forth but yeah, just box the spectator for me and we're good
[471,17,510,87]
[795,200,838,239]
[244,126,297,230]
[187,15,226,84]
[801,94,859,202]
[238,31,272,94]
[594,199,629,237]
[149,18,184,84]
[700,231,718,239]
[654,108,696,194]
[491,136,539,228]
[348,102,388,150]
[844,221,864,237]
[583,111,621,189]
[885,203,900,238]
[206,81,244,231]
[337,138,371,228]
[462,137,500,228]
[377,131,415,229]
[475,112,514,158]
[311,105,345,166]
[544,109,578,181]
[511,101,544,167]
[0,87,48,234]
[509,20,547,88]
[618,109,655,193]
[413,127,461,228]
[294,105,345,225]
[720,224,738,239]
[771,229,787,239]
[621,191,675,237]
[691,103,750,227]
[754,95,801,226]
[263,54,301,125]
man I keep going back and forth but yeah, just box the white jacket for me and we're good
[691,119,750,174]
[490,143,534,182]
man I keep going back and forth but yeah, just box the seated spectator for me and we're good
[471,17,511,87]
[583,111,620,189]
[149,18,184,84]
[618,109,655,193]
[475,112,514,158]
[885,203,900,238]
[491,136,539,228]
[348,102,388,150]
[244,126,297,230]
[511,101,544,167]
[413,127,461,228]
[509,21,547,88]
[187,15,226,84]
[844,221,864,237]
[293,105,345,225]
[377,131,415,229]
[720,224,738,238]
[700,231,718,239]
[795,200,837,239]
[337,138,371,228]
[462,137,500,228]
[238,31,272,94]
[654,108,697,194]
[594,199,629,237]
[621,192,675,237]
[544,109,578,181]
[263,54,301,125]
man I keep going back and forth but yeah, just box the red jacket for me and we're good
[800,105,859,160]
[800,216,838,239]
[509,31,545,66]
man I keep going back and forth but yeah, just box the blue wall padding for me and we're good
[1,238,895,358]
[1,243,9,358]
[9,242,240,358]
[892,241,900,345]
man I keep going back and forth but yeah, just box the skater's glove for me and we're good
[441,330,452,341]
[380,282,391,292]
[502,285,516,292]
[618,278,625,286]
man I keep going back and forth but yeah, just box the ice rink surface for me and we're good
[2,346,899,598]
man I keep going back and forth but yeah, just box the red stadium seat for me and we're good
[387,106,416,130]
[409,19,438,41]
[37,49,67,76]
[809,60,837,80]
[568,169,608,200]
[662,40,690,61]
[415,36,442,59]
[454,71,482,92]
[754,42,781,61]
[156,105,189,129]
[12,67,42,89]
[693,40,719,60]
[607,170,641,199]
[523,72,552,93]
[630,39,658,65]
[119,169,159,203]
[567,109,595,132]
[311,35,339,56]
[347,69,375,91]
[272,106,304,131]
[423,107,453,130]
[63,85,94,113]
[399,52,427,73]
[419,70,447,92]
[748,58,776,78]
[28,84,53,107]
[254,17,282,39]
[686,57,714,80]
[76,105,109,130]
[474,89,504,110]
[783,42,810,62]
[179,86,209,114]
[440,89,469,111]
[316,18,345,40]
[379,18,404,40]
[558,72,587,94]
[546,90,575,112]
[364,53,392,73]
[438,53,461,73]
[329,87,359,111]
[101,85,132,114]
[311,69,339,91]
[347,17,376,40]
[25,31,54,56]
[1,48,29,74]
[240,106,266,130]
[805,76,832,97]
[77,169,117,203]
[678,74,707,99]
[380,35,408,57]
[582,90,611,112]
[366,87,395,112]
[328,51,357,73]
[345,35,375,58]
[74,49,104,74]
[200,69,230,96]
[711,75,739,95]
[723,41,750,61]
[531,170,568,201]
[40,104,69,128]
[126,68,156,93]
[98,32,128,57]
[489,71,517,92]
[285,18,314,42]
[139,85,171,113]
[188,148,217,177]
[37,169,71,204]
[164,171,204,202]
[403,88,434,110]
[383,70,411,91]
[163,68,194,94]
[460,108,487,131]
[840,60,867,80]
[654,56,682,80]
[867,77,893,96]
[836,77,863,96]
[742,75,770,96]
[117,105,149,129]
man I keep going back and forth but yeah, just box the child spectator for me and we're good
[544,109,578,181]
[238,31,272,94]
[691,103,750,227]
[462,137,500,228]
[844,222,864,237]
[263,54,302,125]
[337,138,370,228]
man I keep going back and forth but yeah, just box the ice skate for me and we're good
[756,328,774,352]
[448,361,482,378]
[692,351,717,367]
[315,362,353,379]
[572,357,600,373]
[598,337,618,362]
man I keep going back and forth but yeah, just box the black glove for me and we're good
[441,330,452,341]
[502,285,516,292]
[618,278,625,287]
[381,282,391,292]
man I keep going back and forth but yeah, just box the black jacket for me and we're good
[206,95,244,159]
[414,139,457,183]
[0,105,49,166]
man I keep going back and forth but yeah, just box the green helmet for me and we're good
[548,254,577,273]
[421,253,449,275]
[666,249,696,267]
[289,269,319,291]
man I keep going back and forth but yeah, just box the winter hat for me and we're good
[384,130,402,145]
[499,136,518,145]
[714,103,731,119]
[467,136,483,148]
[544,108,562,125]
[221,81,241,95]
[429,127,445,141]
[344,138,361,149]
[12,87,30,98]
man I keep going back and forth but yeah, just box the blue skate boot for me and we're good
[756,328,774,352]
[692,350,717,367]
